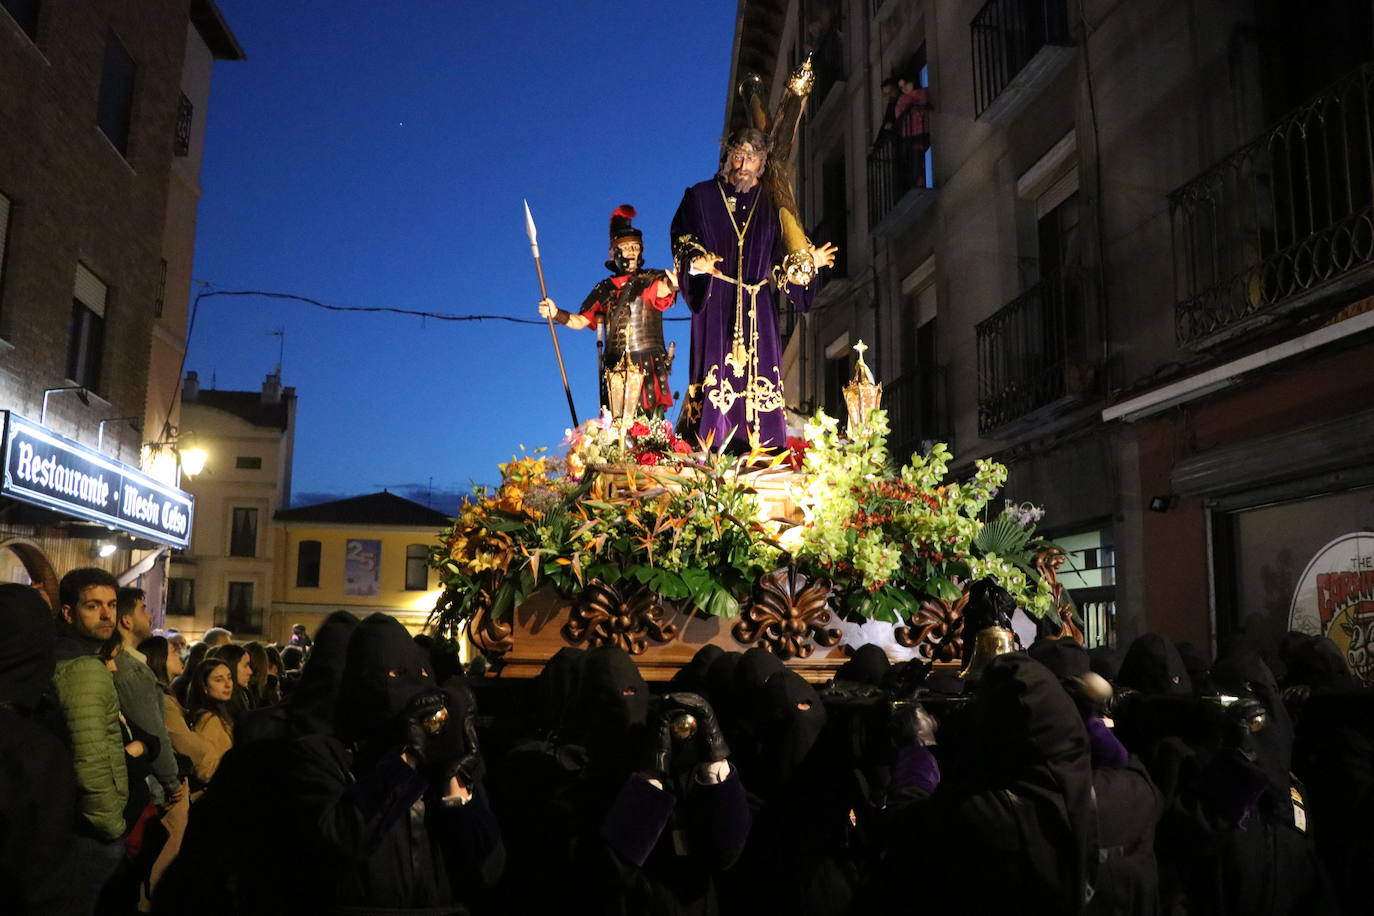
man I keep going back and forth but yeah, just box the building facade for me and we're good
[0,0,242,607]
[273,491,448,642]
[167,370,295,640]
[730,0,1373,666]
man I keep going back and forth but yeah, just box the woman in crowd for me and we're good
[244,640,279,707]
[172,640,208,707]
[185,658,236,786]
[208,642,256,712]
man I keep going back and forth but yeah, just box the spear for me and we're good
[524,200,579,430]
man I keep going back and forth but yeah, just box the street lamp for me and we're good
[40,386,90,425]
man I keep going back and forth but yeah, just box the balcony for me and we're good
[1171,64,1374,349]
[976,268,1097,437]
[215,605,264,635]
[885,366,950,459]
[971,0,1075,124]
[868,133,936,230]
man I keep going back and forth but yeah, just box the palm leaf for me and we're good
[974,515,1032,557]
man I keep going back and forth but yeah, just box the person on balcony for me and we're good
[895,75,932,189]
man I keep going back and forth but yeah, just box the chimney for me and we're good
[261,371,282,405]
[183,371,200,401]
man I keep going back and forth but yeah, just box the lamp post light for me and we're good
[40,386,90,425]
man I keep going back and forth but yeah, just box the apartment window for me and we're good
[1,0,39,40]
[823,334,853,420]
[404,544,428,591]
[235,456,262,470]
[229,507,258,557]
[173,92,193,156]
[296,539,321,588]
[0,191,11,317]
[166,577,195,615]
[223,581,258,633]
[96,32,136,156]
[68,263,107,392]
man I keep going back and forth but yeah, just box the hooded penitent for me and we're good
[971,653,1096,914]
[1117,633,1193,696]
[533,647,586,739]
[0,583,57,713]
[335,612,437,749]
[577,645,648,774]
[755,668,828,799]
[835,643,890,687]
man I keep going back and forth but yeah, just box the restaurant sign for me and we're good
[2,411,194,548]
[1288,532,1374,685]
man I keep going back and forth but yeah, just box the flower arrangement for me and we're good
[428,408,1061,645]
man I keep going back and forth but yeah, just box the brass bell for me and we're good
[422,705,449,735]
[669,711,698,740]
[961,626,1018,680]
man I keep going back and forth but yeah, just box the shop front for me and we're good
[0,410,194,610]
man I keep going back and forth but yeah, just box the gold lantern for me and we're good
[842,340,883,436]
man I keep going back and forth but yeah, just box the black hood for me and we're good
[335,613,435,745]
[284,610,358,735]
[1028,637,1090,681]
[0,584,56,711]
[1088,645,1121,683]
[668,644,724,694]
[578,646,648,768]
[1174,641,1213,695]
[1211,647,1294,794]
[1282,635,1358,693]
[757,668,828,795]
[1118,633,1192,696]
[836,644,890,687]
[534,647,587,737]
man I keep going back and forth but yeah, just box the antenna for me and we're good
[269,327,286,375]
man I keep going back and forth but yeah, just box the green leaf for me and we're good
[928,577,963,601]
[701,588,740,618]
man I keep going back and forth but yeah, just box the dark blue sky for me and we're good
[190,1,737,510]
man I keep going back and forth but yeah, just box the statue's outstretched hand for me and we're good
[810,242,839,271]
[691,253,723,276]
[537,297,557,318]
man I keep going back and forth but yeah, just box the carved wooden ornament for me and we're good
[562,579,680,655]
[733,567,841,660]
[465,589,515,656]
[894,591,970,664]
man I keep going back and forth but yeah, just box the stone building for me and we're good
[729,0,1373,663]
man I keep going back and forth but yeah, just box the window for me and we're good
[296,540,321,588]
[235,456,262,470]
[96,32,136,156]
[823,334,853,420]
[404,544,428,591]
[223,581,258,633]
[229,507,258,557]
[167,577,195,615]
[0,191,11,317]
[173,92,193,156]
[1,0,39,40]
[68,263,107,392]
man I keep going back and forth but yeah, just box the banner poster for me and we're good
[344,538,381,597]
[1287,532,1374,685]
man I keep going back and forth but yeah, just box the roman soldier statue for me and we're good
[538,205,678,417]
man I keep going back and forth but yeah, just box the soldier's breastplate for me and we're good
[604,298,665,364]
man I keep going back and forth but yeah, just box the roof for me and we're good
[186,389,292,430]
[191,0,246,61]
[275,491,450,527]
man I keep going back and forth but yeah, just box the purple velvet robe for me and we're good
[671,177,816,450]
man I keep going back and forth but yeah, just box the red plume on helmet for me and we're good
[609,204,642,245]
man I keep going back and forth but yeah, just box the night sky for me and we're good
[189,1,737,511]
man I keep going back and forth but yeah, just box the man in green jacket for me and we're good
[54,566,129,911]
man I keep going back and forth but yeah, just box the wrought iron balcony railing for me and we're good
[885,366,950,460]
[976,268,1096,436]
[174,93,193,157]
[971,0,1072,120]
[868,133,931,227]
[1170,64,1374,348]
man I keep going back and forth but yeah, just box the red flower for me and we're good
[629,422,651,438]
[786,436,809,470]
[636,452,660,466]
[672,439,692,454]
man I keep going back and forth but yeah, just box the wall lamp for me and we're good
[40,386,90,425]
[145,430,208,482]
[1148,494,1177,513]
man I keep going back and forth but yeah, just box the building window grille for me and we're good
[96,32,137,156]
[404,544,429,591]
[221,582,260,634]
[296,540,321,588]
[154,257,167,318]
[971,0,1071,118]
[235,456,262,470]
[174,92,193,156]
[68,263,107,393]
[229,507,258,557]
